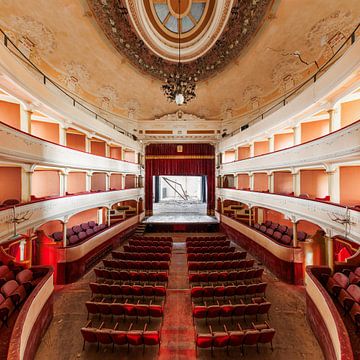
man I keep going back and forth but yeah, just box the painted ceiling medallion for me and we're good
[87,0,272,82]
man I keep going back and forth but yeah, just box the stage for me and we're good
[143,213,218,224]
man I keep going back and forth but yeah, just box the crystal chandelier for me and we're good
[161,0,197,105]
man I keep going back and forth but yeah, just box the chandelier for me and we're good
[161,0,197,106]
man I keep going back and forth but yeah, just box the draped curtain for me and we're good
[145,144,215,215]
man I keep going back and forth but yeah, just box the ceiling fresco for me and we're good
[0,0,359,124]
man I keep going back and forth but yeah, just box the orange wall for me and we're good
[340,166,360,206]
[66,133,86,151]
[224,150,235,163]
[110,174,122,189]
[32,171,60,197]
[0,100,20,129]
[110,147,122,160]
[0,167,22,204]
[125,174,136,189]
[37,220,63,236]
[124,150,136,163]
[31,120,60,144]
[254,141,268,156]
[254,173,268,192]
[274,133,294,151]
[67,172,86,194]
[91,173,106,191]
[300,169,328,198]
[91,140,106,157]
[238,146,250,160]
[301,120,329,143]
[238,174,249,189]
[274,172,293,194]
[341,99,360,128]
[68,208,98,228]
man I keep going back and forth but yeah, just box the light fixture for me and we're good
[161,0,197,105]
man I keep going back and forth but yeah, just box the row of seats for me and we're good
[325,269,360,330]
[128,240,172,247]
[112,252,170,262]
[193,297,271,323]
[94,268,168,284]
[253,221,307,246]
[188,259,255,272]
[186,240,231,248]
[52,222,107,244]
[132,235,172,243]
[195,322,275,356]
[123,245,171,254]
[86,299,164,322]
[189,268,264,284]
[0,268,38,326]
[187,236,227,242]
[81,321,160,352]
[89,282,166,299]
[187,246,235,254]
[187,252,246,262]
[191,283,267,301]
[103,259,170,271]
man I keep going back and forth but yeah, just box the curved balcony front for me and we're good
[0,188,144,241]
[220,119,360,174]
[0,122,141,174]
[217,188,360,244]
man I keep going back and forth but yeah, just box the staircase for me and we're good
[133,222,146,236]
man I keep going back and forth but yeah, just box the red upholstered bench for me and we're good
[0,293,14,327]
[326,272,349,297]
[1,279,27,307]
[339,284,360,313]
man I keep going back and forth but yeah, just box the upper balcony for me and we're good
[216,188,360,244]
[0,187,144,241]
[0,121,142,174]
[219,119,360,174]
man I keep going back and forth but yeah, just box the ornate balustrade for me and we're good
[0,188,144,242]
[220,119,360,174]
[0,121,141,174]
[217,188,360,244]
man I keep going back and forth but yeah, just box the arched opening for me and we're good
[109,200,137,225]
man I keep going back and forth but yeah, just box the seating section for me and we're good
[252,221,307,246]
[51,221,108,245]
[81,234,172,353]
[188,234,276,356]
[0,265,42,327]
[323,267,360,331]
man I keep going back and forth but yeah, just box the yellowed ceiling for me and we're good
[0,0,359,124]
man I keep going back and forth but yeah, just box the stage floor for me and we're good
[144,213,218,224]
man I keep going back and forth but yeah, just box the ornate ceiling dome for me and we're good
[87,0,272,82]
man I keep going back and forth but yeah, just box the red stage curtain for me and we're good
[145,144,215,215]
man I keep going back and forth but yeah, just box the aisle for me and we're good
[159,240,196,360]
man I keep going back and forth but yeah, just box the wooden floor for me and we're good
[34,233,324,360]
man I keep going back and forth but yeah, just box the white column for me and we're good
[105,173,110,191]
[85,136,91,153]
[249,173,255,191]
[97,208,103,225]
[234,174,238,189]
[59,126,67,146]
[86,172,92,192]
[234,148,239,161]
[249,142,255,157]
[325,231,334,271]
[327,167,340,203]
[19,238,27,261]
[107,208,111,227]
[62,220,68,247]
[293,125,301,145]
[292,171,301,196]
[268,136,275,152]
[328,107,341,132]
[105,143,110,157]
[268,172,274,193]
[121,174,126,189]
[248,207,253,227]
[20,107,32,133]
[21,169,33,202]
[59,171,68,196]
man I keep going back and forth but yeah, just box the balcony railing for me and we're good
[220,119,360,174]
[217,188,360,244]
[0,188,144,241]
[0,121,141,174]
